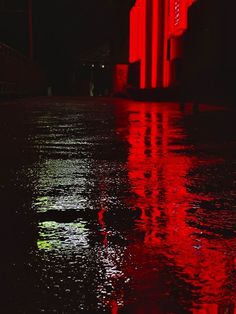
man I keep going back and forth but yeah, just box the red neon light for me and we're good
[151,0,158,88]
[129,0,196,89]
[163,0,170,87]
[129,7,134,63]
[129,6,139,63]
[140,0,147,89]
[129,0,147,88]
[137,2,142,63]
[129,6,135,62]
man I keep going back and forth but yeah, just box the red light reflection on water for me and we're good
[101,102,236,313]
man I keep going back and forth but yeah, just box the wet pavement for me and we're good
[1,97,236,314]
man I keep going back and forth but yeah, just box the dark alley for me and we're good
[1,0,236,313]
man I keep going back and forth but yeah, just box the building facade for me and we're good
[129,0,196,89]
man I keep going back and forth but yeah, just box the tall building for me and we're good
[129,0,196,89]
[128,0,236,105]
[182,0,236,104]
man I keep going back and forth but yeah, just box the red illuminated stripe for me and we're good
[129,5,139,63]
[129,7,133,62]
[137,3,142,62]
[130,2,145,63]
[180,0,188,33]
[134,5,139,62]
[129,6,135,62]
[163,0,170,87]
[151,0,158,88]
[140,0,147,89]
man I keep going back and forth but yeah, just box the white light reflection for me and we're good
[32,159,92,213]
[32,156,129,311]
[37,220,90,252]
[96,244,128,308]
[33,158,92,252]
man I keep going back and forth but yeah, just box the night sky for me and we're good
[0,0,133,87]
[33,0,133,88]
[34,1,115,62]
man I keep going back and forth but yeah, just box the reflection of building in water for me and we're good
[115,101,236,313]
[32,102,235,313]
[126,103,191,243]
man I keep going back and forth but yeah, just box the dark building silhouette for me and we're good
[0,1,47,96]
[128,0,236,105]
[0,0,29,55]
[182,0,236,104]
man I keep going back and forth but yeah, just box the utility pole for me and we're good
[28,0,33,60]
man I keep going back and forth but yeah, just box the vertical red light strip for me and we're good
[129,8,132,62]
[129,7,133,62]
[163,0,170,87]
[169,0,176,35]
[180,0,188,33]
[137,2,142,62]
[135,6,140,61]
[151,0,158,88]
[129,6,135,62]
[129,5,140,63]
[140,0,147,89]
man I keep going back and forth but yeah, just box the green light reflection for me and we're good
[37,220,89,252]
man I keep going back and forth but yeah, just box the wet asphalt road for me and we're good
[1,97,236,314]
